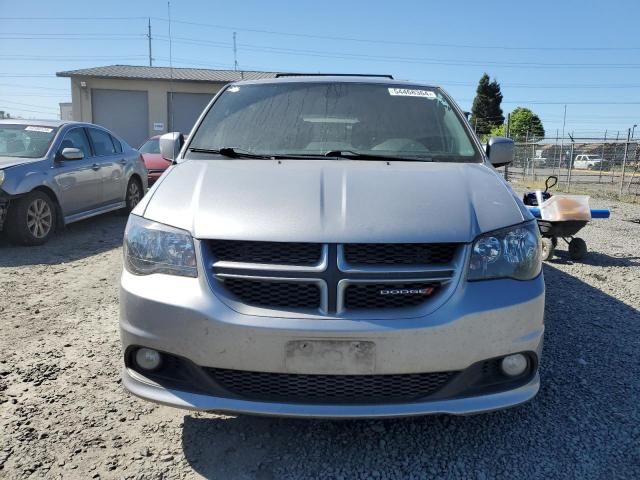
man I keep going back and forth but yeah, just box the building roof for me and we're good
[56,65,280,83]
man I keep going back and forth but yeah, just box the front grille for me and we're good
[221,277,320,309]
[344,282,441,310]
[207,368,457,404]
[210,240,322,265]
[208,241,461,315]
[343,243,457,266]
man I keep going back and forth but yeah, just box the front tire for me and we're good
[7,191,56,246]
[124,177,143,213]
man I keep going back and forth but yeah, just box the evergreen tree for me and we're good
[469,74,504,136]
[508,107,545,140]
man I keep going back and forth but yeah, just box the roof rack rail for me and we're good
[275,73,394,79]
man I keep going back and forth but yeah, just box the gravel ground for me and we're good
[1,199,639,479]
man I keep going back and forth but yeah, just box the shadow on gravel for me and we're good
[0,213,127,267]
[550,250,640,268]
[180,263,640,479]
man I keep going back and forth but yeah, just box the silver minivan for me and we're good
[120,76,544,418]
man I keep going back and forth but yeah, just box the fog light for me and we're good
[501,354,528,377]
[135,348,162,371]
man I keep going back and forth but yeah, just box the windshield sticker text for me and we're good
[24,126,53,133]
[388,88,436,99]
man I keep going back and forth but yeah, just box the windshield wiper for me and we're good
[323,150,432,162]
[189,147,273,159]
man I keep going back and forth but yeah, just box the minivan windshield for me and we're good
[0,124,59,158]
[189,82,480,162]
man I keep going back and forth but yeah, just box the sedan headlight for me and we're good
[468,221,541,281]
[124,215,197,277]
[0,170,5,187]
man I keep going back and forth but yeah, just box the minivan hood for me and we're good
[143,159,526,243]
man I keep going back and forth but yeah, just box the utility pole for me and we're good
[147,18,153,66]
[620,128,631,197]
[233,32,238,71]
[503,113,510,182]
[598,130,607,184]
[567,138,575,193]
[557,104,566,174]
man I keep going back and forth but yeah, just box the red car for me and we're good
[139,136,172,186]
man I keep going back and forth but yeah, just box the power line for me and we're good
[2,15,639,52]
[0,31,144,36]
[0,83,69,91]
[150,17,640,52]
[0,55,147,60]
[0,93,70,98]
[0,16,147,20]
[0,99,59,111]
[152,35,640,69]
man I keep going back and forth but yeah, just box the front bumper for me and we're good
[120,269,545,417]
[123,367,539,418]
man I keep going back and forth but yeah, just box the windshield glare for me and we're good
[139,138,160,154]
[189,83,479,162]
[0,124,58,158]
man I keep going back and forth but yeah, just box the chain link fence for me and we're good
[503,137,640,201]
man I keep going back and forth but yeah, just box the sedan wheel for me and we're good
[26,198,53,239]
[126,179,142,211]
[7,191,57,246]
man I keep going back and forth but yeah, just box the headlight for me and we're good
[0,170,5,187]
[468,221,541,281]
[124,215,197,277]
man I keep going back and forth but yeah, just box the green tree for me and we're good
[469,73,504,136]
[508,107,545,140]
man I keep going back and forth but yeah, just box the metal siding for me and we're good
[91,89,149,148]
[168,92,214,134]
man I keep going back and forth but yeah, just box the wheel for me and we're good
[541,237,556,261]
[568,238,588,261]
[7,190,56,246]
[124,177,143,212]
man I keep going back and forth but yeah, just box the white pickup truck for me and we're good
[573,154,605,170]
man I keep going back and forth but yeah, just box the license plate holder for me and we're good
[285,340,376,374]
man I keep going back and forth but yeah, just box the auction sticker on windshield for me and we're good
[24,126,53,133]
[388,88,436,99]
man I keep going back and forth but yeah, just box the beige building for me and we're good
[56,65,278,148]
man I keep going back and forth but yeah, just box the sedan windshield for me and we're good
[189,82,480,162]
[0,124,59,158]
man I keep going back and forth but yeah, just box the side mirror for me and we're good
[486,136,514,168]
[159,132,184,161]
[60,147,84,161]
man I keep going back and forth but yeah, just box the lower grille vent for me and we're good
[207,368,457,404]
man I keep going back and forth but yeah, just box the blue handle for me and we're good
[527,207,610,219]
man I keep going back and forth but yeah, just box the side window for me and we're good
[60,128,92,158]
[110,134,123,153]
[88,128,116,156]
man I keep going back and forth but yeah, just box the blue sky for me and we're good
[1,0,639,138]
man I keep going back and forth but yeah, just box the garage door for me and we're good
[92,89,149,149]
[168,92,214,134]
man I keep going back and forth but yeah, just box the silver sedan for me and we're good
[0,119,148,245]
